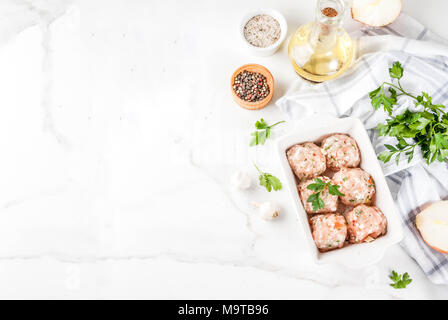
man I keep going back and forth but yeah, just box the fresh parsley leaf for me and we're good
[249,131,259,146]
[306,179,344,212]
[250,128,267,146]
[306,178,326,192]
[389,61,403,80]
[255,118,269,130]
[434,133,448,149]
[328,184,344,196]
[389,270,400,282]
[378,150,394,163]
[369,86,381,99]
[250,119,285,146]
[265,127,271,139]
[405,149,415,163]
[395,152,401,165]
[389,87,397,100]
[307,193,325,212]
[306,183,323,192]
[370,86,396,115]
[397,138,408,149]
[314,196,325,212]
[409,116,431,131]
[257,130,266,145]
[385,144,398,151]
[259,174,272,192]
[254,163,282,192]
[265,174,282,191]
[389,270,412,289]
[307,193,319,202]
[377,123,390,136]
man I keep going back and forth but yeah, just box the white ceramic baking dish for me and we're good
[276,116,403,268]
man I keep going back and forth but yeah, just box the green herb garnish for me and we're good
[250,119,285,146]
[369,61,448,165]
[389,270,412,289]
[254,163,282,192]
[306,178,344,212]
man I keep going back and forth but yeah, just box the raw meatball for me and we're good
[346,205,387,243]
[309,214,347,251]
[298,177,338,214]
[321,134,361,170]
[287,142,326,181]
[333,167,375,206]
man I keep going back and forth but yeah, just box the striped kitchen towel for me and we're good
[276,13,448,284]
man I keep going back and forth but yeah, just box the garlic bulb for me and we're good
[230,171,252,190]
[253,201,280,221]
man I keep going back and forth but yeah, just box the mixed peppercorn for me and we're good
[233,70,270,102]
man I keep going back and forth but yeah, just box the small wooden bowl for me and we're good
[230,64,274,110]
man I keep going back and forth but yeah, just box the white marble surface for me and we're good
[0,0,447,299]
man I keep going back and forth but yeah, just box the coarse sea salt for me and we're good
[243,14,281,48]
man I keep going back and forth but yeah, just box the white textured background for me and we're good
[0,0,446,299]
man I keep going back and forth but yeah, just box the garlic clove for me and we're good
[253,201,280,221]
[230,171,252,190]
[351,0,402,27]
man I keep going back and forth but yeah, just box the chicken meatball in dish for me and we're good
[287,142,326,181]
[298,177,338,214]
[333,167,375,206]
[321,134,361,171]
[309,214,347,251]
[345,205,387,243]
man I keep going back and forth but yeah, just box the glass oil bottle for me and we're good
[288,0,353,82]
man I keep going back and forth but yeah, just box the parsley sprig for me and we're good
[389,270,412,289]
[254,163,282,192]
[250,119,285,146]
[306,178,344,212]
[369,61,448,165]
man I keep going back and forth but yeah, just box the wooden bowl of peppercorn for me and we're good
[231,64,274,110]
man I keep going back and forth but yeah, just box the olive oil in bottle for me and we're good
[288,0,353,82]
